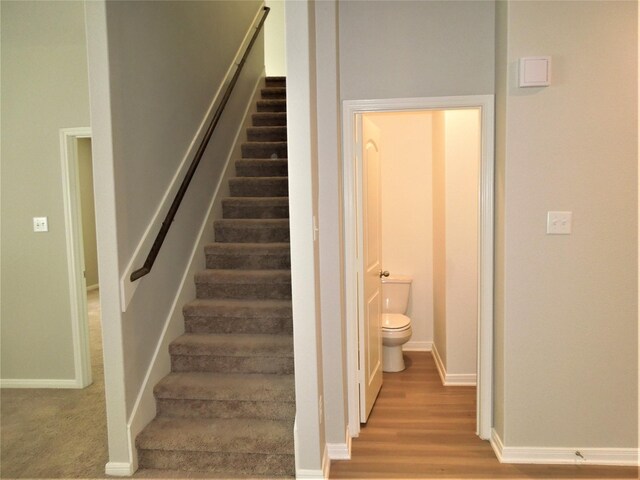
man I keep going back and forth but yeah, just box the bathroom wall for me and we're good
[368,112,435,350]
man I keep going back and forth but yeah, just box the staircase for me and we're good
[136,77,295,478]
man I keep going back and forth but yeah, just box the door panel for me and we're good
[359,115,383,423]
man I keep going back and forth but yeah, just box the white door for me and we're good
[358,115,383,422]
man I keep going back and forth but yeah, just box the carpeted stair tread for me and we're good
[182,298,292,335]
[229,177,288,197]
[214,218,290,243]
[260,87,286,99]
[247,126,287,142]
[154,372,294,402]
[241,141,287,159]
[222,197,289,219]
[169,333,293,358]
[205,242,290,269]
[136,417,294,455]
[183,298,291,317]
[257,99,286,112]
[252,112,286,126]
[235,159,288,177]
[265,76,286,87]
[195,268,291,284]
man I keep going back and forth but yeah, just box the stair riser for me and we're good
[171,355,294,374]
[247,127,287,142]
[156,398,296,421]
[222,204,289,219]
[235,160,288,177]
[261,87,286,99]
[265,77,286,88]
[252,113,286,126]
[196,282,291,300]
[138,450,295,476]
[214,225,290,243]
[229,180,288,197]
[241,143,287,159]
[185,316,293,335]
[206,252,290,269]
[257,100,286,112]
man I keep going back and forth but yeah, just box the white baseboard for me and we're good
[403,340,433,352]
[296,444,329,479]
[0,378,82,389]
[431,344,477,386]
[491,429,639,467]
[327,426,352,460]
[104,461,134,476]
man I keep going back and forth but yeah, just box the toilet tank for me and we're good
[381,275,412,314]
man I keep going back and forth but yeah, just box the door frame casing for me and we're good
[59,127,93,388]
[342,95,495,439]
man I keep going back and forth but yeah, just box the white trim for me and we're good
[59,127,93,389]
[296,444,330,479]
[119,6,267,312]
[431,344,477,386]
[342,95,494,440]
[104,462,135,477]
[327,426,352,460]
[125,74,264,466]
[0,378,82,389]
[491,429,639,467]
[403,341,433,352]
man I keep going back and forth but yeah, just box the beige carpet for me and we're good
[0,289,109,479]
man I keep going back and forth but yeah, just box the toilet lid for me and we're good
[382,313,411,330]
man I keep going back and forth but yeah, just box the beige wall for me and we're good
[77,138,99,288]
[338,0,495,100]
[495,0,638,448]
[265,0,286,76]
[0,0,90,382]
[367,112,434,348]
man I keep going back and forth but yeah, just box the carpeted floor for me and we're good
[0,289,109,479]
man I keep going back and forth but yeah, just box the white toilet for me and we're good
[381,274,413,372]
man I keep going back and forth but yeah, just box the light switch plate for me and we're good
[547,211,572,235]
[33,216,48,232]
[519,56,551,87]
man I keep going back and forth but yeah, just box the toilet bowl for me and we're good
[381,275,413,372]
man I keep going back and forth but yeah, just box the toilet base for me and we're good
[383,344,406,372]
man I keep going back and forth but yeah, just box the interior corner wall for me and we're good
[432,112,447,363]
[499,0,638,449]
[0,0,90,382]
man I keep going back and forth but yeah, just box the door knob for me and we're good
[379,270,390,278]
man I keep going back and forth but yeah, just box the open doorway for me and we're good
[60,128,100,387]
[343,96,494,440]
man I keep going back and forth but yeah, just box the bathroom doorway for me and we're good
[342,96,494,440]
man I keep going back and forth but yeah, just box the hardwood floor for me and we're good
[329,352,637,479]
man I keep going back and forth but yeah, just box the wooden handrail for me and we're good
[130,6,270,282]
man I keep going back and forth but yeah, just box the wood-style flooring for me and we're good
[329,351,637,479]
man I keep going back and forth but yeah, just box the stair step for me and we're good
[261,87,286,99]
[214,218,289,243]
[235,159,288,177]
[222,197,289,219]
[241,141,287,159]
[229,177,288,197]
[154,372,295,420]
[265,77,286,88]
[257,99,286,113]
[247,126,287,142]
[206,242,290,269]
[195,268,291,300]
[183,298,292,335]
[169,333,294,374]
[136,417,295,476]
[252,112,286,127]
